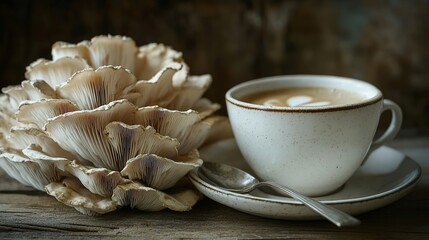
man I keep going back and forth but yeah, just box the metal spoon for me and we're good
[199,161,360,227]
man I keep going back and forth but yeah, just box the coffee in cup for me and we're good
[240,87,366,107]
[226,75,402,196]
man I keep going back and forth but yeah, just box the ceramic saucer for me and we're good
[189,138,421,220]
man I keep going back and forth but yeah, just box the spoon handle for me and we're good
[258,181,361,227]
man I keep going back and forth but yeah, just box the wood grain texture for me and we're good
[0,192,428,239]
[0,136,428,239]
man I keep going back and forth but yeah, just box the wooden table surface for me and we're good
[0,134,428,239]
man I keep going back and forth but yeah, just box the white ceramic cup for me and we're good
[225,75,402,196]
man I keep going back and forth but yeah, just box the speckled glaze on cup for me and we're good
[226,75,402,197]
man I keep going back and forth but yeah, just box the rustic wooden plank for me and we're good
[0,136,428,238]
[0,192,428,239]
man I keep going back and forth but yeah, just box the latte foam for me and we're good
[241,87,366,107]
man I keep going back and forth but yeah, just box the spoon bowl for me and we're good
[199,161,360,227]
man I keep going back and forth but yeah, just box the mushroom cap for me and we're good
[57,65,136,110]
[25,57,90,89]
[135,42,187,83]
[112,181,201,212]
[6,127,79,162]
[52,35,137,73]
[1,80,56,112]
[0,146,62,191]
[58,160,130,197]
[121,152,202,190]
[46,178,117,216]
[125,63,182,108]
[16,99,79,129]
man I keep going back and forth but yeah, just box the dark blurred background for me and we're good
[1,0,428,129]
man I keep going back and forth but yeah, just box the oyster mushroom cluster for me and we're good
[0,35,229,216]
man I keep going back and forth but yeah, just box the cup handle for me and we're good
[361,99,402,165]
